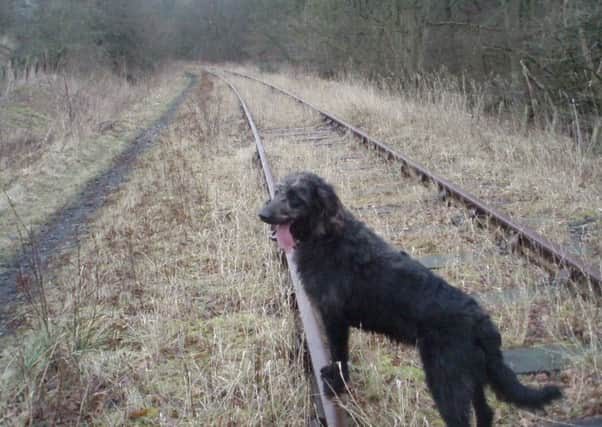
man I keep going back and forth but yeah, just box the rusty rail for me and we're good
[221,68,601,292]
[204,69,348,427]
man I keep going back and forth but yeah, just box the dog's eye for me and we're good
[288,191,304,208]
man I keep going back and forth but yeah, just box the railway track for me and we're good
[206,69,602,426]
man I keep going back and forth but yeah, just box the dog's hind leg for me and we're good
[419,340,473,427]
[473,384,494,427]
[426,378,472,427]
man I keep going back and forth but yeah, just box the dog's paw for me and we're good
[320,363,349,398]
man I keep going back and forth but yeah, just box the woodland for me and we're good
[1,0,601,142]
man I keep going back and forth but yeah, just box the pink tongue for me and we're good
[275,223,296,253]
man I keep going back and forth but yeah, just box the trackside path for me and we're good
[0,73,198,332]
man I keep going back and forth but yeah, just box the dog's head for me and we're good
[259,172,344,249]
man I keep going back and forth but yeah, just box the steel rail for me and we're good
[204,69,348,427]
[222,69,602,292]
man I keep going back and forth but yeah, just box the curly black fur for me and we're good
[259,171,562,427]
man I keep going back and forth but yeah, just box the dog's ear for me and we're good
[315,184,344,237]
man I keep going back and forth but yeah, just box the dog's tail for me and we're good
[477,317,562,409]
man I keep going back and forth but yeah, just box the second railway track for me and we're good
[206,69,602,426]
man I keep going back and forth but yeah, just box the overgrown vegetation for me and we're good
[0,59,600,426]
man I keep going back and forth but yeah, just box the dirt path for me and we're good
[0,73,198,333]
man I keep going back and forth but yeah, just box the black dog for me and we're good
[259,171,561,427]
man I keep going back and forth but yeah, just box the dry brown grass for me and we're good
[0,72,313,425]
[1,62,600,426]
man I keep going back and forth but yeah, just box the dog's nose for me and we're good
[258,206,272,223]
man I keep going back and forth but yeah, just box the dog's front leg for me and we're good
[320,314,350,397]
